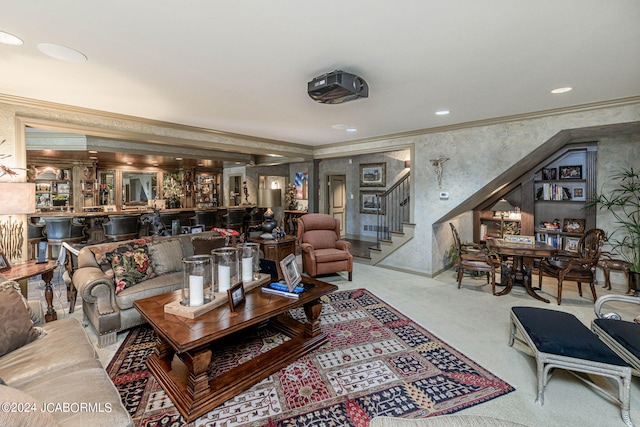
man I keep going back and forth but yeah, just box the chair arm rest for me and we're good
[299,242,314,254]
[335,240,352,251]
[73,267,117,315]
[594,294,640,320]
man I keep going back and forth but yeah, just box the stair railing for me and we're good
[376,171,410,249]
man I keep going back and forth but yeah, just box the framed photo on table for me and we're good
[280,253,302,291]
[227,282,245,312]
[0,251,10,272]
[359,163,386,187]
[542,168,557,180]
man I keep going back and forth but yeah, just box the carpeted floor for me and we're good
[107,288,514,426]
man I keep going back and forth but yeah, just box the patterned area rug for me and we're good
[107,289,514,426]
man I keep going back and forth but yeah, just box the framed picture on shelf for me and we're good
[0,251,10,272]
[359,190,385,214]
[542,168,557,180]
[562,218,585,234]
[227,282,246,312]
[559,165,582,180]
[573,187,585,200]
[359,163,386,187]
[564,237,580,252]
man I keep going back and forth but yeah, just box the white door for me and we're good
[328,175,346,237]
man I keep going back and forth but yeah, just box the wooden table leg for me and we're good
[303,298,323,337]
[42,269,57,322]
[182,348,212,400]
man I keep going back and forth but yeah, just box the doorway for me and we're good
[327,175,346,237]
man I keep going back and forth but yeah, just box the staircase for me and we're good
[368,171,414,265]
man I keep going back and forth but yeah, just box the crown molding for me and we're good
[317,96,640,153]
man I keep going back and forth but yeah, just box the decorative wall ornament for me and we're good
[430,156,449,188]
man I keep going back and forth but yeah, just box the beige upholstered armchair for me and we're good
[297,213,353,281]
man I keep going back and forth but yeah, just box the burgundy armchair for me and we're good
[297,214,353,281]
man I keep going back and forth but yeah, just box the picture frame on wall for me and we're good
[360,190,385,215]
[559,165,582,180]
[359,163,386,187]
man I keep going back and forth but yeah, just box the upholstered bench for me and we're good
[509,306,634,427]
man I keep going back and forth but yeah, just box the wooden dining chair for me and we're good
[537,228,605,305]
[449,223,500,294]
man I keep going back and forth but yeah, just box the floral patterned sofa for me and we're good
[72,231,228,346]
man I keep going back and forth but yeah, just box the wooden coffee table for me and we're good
[134,276,338,422]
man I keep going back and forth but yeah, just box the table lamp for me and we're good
[491,198,514,238]
[258,188,281,234]
[0,182,36,261]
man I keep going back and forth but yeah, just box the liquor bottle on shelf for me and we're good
[100,184,109,205]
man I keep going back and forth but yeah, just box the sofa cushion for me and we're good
[0,288,40,358]
[314,248,351,263]
[0,384,56,427]
[148,239,184,275]
[0,317,97,387]
[107,244,157,294]
[19,361,133,427]
[115,271,182,310]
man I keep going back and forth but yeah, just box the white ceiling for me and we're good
[1,1,639,147]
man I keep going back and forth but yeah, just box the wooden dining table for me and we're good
[485,238,556,303]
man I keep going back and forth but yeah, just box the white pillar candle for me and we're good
[189,275,204,306]
[218,265,231,291]
[242,257,253,283]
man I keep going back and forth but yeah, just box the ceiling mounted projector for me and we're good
[307,70,368,104]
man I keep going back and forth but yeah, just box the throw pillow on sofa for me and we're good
[106,245,156,294]
[148,239,184,275]
[0,288,40,357]
[90,237,153,277]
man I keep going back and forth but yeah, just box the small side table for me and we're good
[249,235,296,280]
[3,260,59,322]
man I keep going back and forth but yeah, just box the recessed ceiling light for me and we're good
[331,124,349,130]
[197,163,204,167]
[0,31,23,46]
[152,163,159,167]
[89,156,98,160]
[551,87,572,94]
[175,157,182,161]
[435,110,450,116]
[346,128,358,132]
[126,162,133,165]
[37,43,87,62]
[88,150,98,154]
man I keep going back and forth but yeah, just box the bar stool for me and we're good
[190,210,216,229]
[222,208,247,234]
[27,223,45,260]
[43,217,86,260]
[102,215,139,241]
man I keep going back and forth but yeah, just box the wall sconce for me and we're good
[0,182,36,261]
[491,198,514,238]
